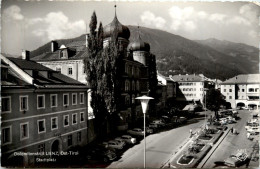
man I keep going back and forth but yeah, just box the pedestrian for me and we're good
[231,127,233,134]
[247,132,251,139]
[233,128,236,135]
[190,129,193,137]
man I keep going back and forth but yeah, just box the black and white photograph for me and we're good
[1,0,259,168]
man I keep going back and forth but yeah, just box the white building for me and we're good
[220,74,260,109]
[170,74,212,104]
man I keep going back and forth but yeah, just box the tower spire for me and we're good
[114,2,117,18]
[137,24,141,39]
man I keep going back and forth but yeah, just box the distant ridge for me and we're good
[29,26,258,81]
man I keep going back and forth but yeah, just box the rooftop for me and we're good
[1,55,88,89]
[221,74,260,84]
[170,74,204,82]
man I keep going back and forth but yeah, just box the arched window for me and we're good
[132,81,135,91]
[125,96,130,106]
[125,64,128,73]
[125,80,130,91]
[136,81,140,91]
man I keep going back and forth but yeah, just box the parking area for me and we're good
[202,109,259,168]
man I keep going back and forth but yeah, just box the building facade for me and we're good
[31,10,157,131]
[170,74,212,104]
[1,54,88,167]
[220,74,260,109]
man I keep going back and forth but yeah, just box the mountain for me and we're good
[30,26,259,81]
[128,26,258,80]
[195,38,258,74]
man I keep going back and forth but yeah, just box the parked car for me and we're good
[219,118,228,125]
[241,107,249,110]
[179,117,187,124]
[152,120,166,127]
[224,153,248,167]
[245,122,259,130]
[161,116,171,123]
[213,121,222,126]
[247,127,260,135]
[107,140,124,150]
[121,135,137,144]
[149,123,159,130]
[114,137,126,146]
[86,146,117,163]
[232,110,238,114]
[127,128,144,136]
[141,127,154,134]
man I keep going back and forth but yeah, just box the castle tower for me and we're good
[103,5,130,51]
[127,26,150,66]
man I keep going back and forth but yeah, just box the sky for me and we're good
[1,0,259,56]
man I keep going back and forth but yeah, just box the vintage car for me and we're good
[121,135,137,144]
[224,152,248,167]
[86,146,117,163]
[127,128,144,136]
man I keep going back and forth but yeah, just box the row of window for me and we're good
[223,89,233,92]
[179,82,197,86]
[224,88,259,93]
[37,132,81,152]
[248,88,259,92]
[125,80,140,91]
[182,88,197,91]
[2,93,85,113]
[2,112,85,145]
[55,66,86,76]
[184,94,196,97]
[125,65,140,76]
[224,96,232,99]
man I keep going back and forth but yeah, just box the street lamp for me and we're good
[203,88,209,128]
[136,95,154,169]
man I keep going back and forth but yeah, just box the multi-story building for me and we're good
[157,72,177,99]
[31,9,157,131]
[170,74,212,104]
[1,54,88,166]
[220,74,260,109]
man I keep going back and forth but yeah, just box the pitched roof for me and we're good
[1,56,88,89]
[1,62,32,87]
[171,74,204,82]
[31,40,87,61]
[6,56,53,71]
[221,74,260,84]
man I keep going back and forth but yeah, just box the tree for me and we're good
[84,11,123,136]
[204,88,226,120]
[84,11,108,137]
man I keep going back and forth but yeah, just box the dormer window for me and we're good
[59,45,68,59]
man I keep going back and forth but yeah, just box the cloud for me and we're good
[209,13,227,23]
[3,5,24,21]
[30,11,85,41]
[227,16,250,25]
[169,6,194,20]
[140,11,166,29]
[239,4,259,24]
[248,30,257,38]
[168,6,197,32]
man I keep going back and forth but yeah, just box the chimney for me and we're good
[22,50,30,60]
[51,41,58,52]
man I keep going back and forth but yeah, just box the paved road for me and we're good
[202,110,258,168]
[108,112,211,168]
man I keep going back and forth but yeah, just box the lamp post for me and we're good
[136,95,154,169]
[204,88,209,128]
